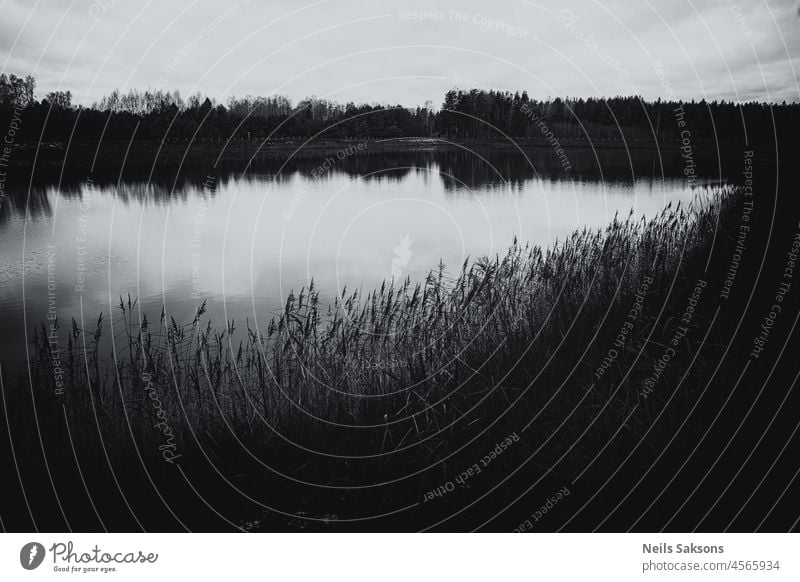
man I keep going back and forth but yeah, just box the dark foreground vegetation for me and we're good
[2,72,798,146]
[5,183,794,532]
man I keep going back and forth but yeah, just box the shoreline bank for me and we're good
[6,136,750,166]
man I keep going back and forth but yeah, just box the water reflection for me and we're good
[1,144,736,221]
[0,147,735,363]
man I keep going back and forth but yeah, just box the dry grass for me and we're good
[10,186,741,496]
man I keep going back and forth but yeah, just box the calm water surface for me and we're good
[0,148,729,361]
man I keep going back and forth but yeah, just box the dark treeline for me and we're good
[0,74,432,141]
[438,89,800,145]
[1,73,798,145]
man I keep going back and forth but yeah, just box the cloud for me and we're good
[1,0,797,106]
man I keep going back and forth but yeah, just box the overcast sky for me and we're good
[2,0,799,107]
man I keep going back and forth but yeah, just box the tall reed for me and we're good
[9,186,742,480]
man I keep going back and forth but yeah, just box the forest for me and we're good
[1,72,798,145]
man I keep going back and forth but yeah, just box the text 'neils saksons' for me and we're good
[643,543,724,554]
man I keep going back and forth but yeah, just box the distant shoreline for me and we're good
[7,135,749,166]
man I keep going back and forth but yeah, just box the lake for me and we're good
[0,145,733,362]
